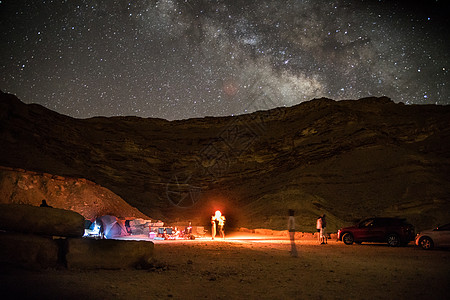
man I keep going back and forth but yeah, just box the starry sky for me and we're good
[1,0,449,120]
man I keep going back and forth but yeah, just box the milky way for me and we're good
[1,0,448,120]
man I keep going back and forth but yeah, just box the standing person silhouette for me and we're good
[212,210,226,239]
[40,199,52,208]
[211,214,217,240]
[321,214,327,244]
[288,209,298,257]
[316,216,322,243]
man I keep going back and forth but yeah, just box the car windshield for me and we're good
[436,223,450,231]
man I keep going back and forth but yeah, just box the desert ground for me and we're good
[1,232,449,300]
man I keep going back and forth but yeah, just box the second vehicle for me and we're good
[337,217,415,247]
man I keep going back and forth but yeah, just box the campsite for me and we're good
[84,215,204,240]
[2,232,450,299]
[1,93,449,298]
[0,203,449,299]
[1,203,449,299]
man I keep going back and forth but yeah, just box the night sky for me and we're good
[1,0,448,120]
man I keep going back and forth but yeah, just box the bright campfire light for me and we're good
[212,210,225,226]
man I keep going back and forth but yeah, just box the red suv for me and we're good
[337,217,415,247]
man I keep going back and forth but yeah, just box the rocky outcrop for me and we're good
[0,203,82,269]
[0,203,84,237]
[66,238,154,270]
[1,91,449,231]
[0,167,149,220]
[0,204,154,269]
[0,232,60,269]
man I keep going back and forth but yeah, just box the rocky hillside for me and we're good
[0,166,148,220]
[1,91,449,231]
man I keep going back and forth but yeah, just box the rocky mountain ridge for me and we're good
[1,91,449,231]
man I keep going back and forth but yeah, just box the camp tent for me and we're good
[96,215,129,239]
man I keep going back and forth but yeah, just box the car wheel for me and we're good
[387,233,400,247]
[419,237,434,250]
[342,233,354,245]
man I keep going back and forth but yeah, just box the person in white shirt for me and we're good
[316,216,322,243]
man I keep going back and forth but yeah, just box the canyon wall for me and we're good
[1,91,449,231]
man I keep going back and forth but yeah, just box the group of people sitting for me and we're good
[155,222,194,240]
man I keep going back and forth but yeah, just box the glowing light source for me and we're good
[211,210,226,239]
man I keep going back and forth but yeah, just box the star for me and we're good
[1,0,448,120]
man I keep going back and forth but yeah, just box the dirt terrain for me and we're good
[1,233,449,299]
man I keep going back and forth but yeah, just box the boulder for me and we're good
[66,238,154,269]
[0,231,60,269]
[0,204,84,237]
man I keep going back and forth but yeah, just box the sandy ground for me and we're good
[1,232,449,300]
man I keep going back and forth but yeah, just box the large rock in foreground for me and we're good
[66,238,154,269]
[0,204,84,237]
[0,231,60,269]
[0,204,154,270]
